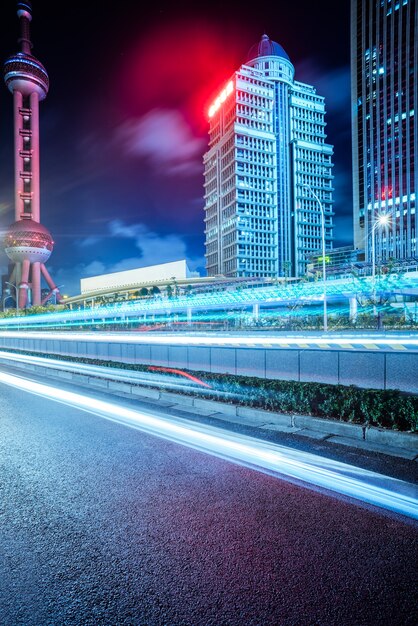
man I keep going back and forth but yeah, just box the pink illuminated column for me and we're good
[32,261,41,306]
[29,91,40,222]
[14,90,24,221]
[18,258,30,308]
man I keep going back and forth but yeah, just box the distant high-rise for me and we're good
[351,0,417,262]
[203,34,334,278]
[2,1,61,308]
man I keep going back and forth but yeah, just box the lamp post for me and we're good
[370,212,391,320]
[303,184,328,332]
[3,281,19,313]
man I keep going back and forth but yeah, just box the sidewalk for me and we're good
[125,389,418,461]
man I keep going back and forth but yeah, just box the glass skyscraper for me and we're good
[351,0,417,262]
[203,34,334,278]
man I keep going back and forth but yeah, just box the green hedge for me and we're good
[197,373,418,432]
[1,349,417,432]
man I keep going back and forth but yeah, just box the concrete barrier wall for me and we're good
[0,335,417,393]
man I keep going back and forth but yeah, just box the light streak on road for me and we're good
[0,370,417,520]
[0,305,357,331]
[148,366,211,388]
[1,329,418,351]
[0,350,214,394]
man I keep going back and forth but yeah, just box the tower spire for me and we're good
[17,1,33,54]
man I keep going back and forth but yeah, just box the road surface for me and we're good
[0,377,417,625]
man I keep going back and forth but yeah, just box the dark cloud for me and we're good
[115,109,205,176]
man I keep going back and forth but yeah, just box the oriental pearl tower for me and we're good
[2,1,61,308]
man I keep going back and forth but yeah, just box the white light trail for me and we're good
[0,350,215,395]
[1,329,418,350]
[0,370,417,520]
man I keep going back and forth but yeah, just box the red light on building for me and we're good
[208,80,234,118]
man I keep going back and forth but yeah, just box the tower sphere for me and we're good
[4,52,49,99]
[4,219,54,264]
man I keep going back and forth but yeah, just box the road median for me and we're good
[0,352,417,460]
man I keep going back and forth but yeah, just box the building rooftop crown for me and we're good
[246,33,290,63]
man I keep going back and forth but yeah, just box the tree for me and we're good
[170,277,179,297]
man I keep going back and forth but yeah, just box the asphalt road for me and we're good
[0,380,417,626]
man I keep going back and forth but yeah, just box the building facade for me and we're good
[351,0,417,262]
[204,34,334,278]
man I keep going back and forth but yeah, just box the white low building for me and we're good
[80,260,193,295]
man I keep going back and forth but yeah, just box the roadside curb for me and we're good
[1,355,417,460]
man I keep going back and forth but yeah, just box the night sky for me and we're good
[0,0,351,296]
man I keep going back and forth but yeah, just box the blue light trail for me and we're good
[0,272,416,329]
[1,329,418,351]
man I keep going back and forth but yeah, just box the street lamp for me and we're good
[303,184,328,332]
[371,212,391,284]
[3,281,19,313]
[370,212,391,322]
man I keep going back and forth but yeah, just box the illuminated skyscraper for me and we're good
[204,34,334,278]
[2,1,61,308]
[351,0,417,261]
